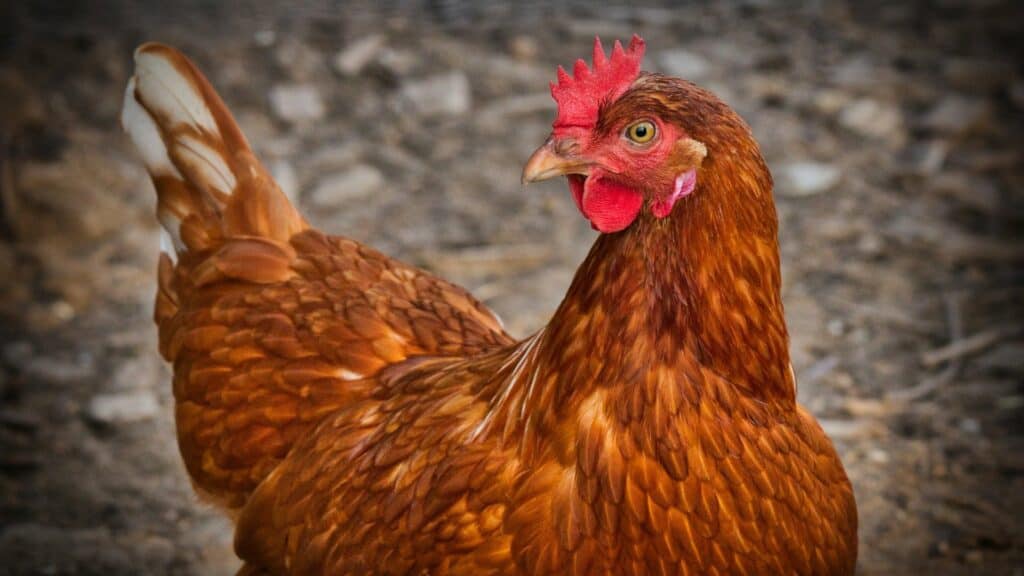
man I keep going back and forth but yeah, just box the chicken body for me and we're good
[123,41,857,575]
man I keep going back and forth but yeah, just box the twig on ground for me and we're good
[828,296,942,335]
[921,326,1018,368]
[890,293,963,402]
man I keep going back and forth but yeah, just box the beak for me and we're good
[521,139,591,185]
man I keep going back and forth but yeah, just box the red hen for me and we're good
[123,35,857,575]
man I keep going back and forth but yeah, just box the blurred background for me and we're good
[0,0,1021,574]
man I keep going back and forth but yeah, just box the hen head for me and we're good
[524,35,764,234]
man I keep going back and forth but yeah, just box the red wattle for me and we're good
[581,176,643,233]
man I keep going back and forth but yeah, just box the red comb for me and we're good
[550,35,646,132]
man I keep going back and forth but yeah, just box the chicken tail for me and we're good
[121,43,306,262]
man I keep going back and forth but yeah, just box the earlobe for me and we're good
[651,169,698,218]
[649,138,706,219]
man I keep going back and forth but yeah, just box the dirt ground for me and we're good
[0,1,1021,574]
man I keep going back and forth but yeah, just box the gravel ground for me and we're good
[0,1,1022,574]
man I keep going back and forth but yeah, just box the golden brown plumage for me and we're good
[123,37,856,575]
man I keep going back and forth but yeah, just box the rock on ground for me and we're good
[398,72,472,117]
[268,83,326,123]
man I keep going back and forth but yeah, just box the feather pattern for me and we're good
[122,44,511,512]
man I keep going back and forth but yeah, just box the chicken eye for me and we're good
[625,121,656,144]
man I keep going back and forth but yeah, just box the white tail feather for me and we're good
[121,78,182,180]
[176,133,237,195]
[122,44,233,258]
[132,48,219,135]
[159,228,180,263]
[122,42,306,261]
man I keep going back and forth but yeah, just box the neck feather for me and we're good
[538,154,793,409]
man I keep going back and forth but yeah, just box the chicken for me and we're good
[122,35,857,575]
